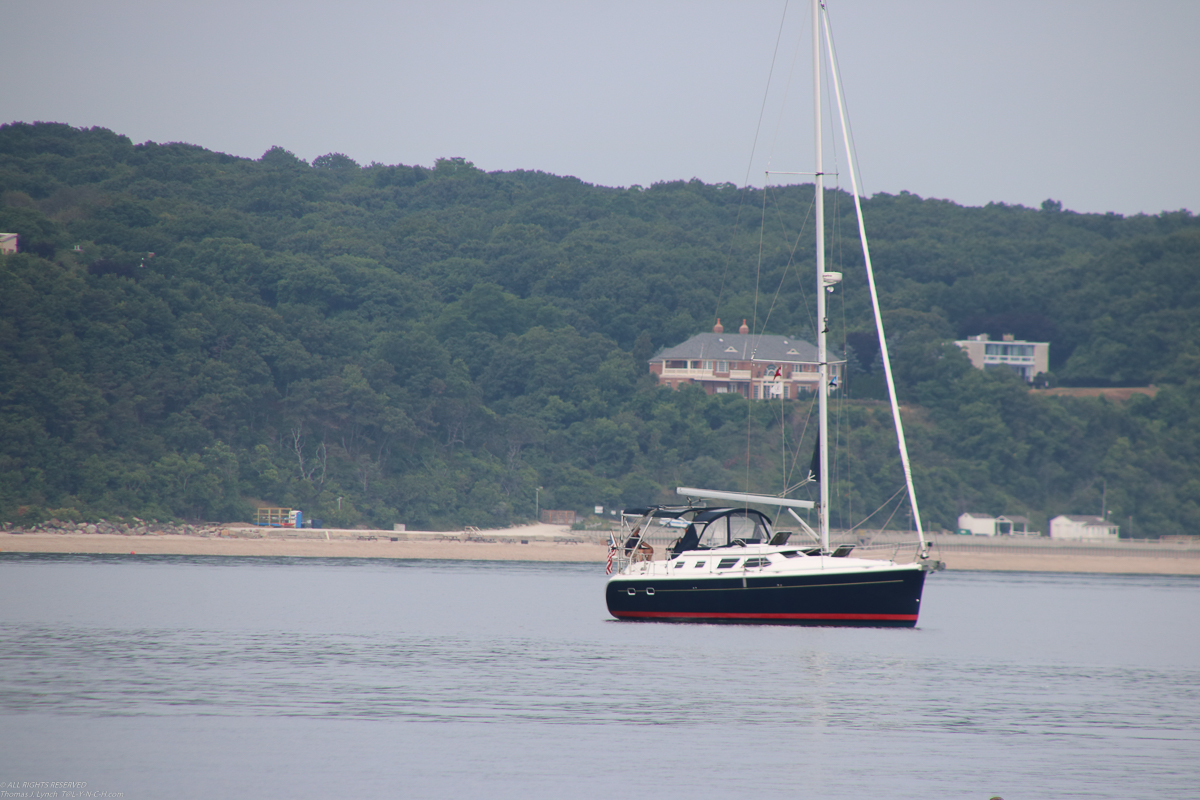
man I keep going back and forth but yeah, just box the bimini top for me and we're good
[676,507,775,550]
[623,505,780,552]
[621,506,692,519]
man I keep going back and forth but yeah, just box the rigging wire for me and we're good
[763,183,817,338]
[827,74,850,534]
[754,182,788,497]
[783,392,817,495]
[728,1,800,498]
[870,489,907,537]
[838,234,853,529]
[815,9,853,537]
[821,2,925,548]
[714,0,794,323]
[823,6,868,209]
[758,173,816,499]
[845,484,908,534]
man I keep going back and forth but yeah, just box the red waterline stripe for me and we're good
[613,611,918,621]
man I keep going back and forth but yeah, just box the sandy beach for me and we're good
[0,523,609,563]
[929,551,1200,575]
[0,532,609,562]
[3,525,1199,574]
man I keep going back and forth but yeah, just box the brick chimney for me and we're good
[739,319,749,334]
[713,319,724,333]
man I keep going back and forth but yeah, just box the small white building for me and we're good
[958,512,998,536]
[0,233,17,255]
[1050,515,1119,541]
[958,513,1039,536]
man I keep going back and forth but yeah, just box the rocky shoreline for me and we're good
[0,519,595,543]
[2,519,229,537]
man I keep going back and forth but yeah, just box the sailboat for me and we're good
[604,0,941,626]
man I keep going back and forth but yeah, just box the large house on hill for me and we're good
[649,320,844,400]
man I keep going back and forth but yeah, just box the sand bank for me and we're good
[0,526,608,563]
[3,530,1198,575]
[933,551,1200,576]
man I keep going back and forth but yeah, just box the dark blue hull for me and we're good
[606,566,926,627]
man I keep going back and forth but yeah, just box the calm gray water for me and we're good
[0,555,1196,800]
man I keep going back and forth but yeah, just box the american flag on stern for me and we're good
[606,545,615,575]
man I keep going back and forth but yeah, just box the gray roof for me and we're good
[1057,515,1118,526]
[650,333,841,364]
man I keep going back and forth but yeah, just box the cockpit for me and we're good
[620,505,787,560]
[689,508,773,548]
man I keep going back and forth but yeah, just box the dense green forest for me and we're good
[2,122,1199,535]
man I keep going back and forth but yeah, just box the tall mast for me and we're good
[819,8,927,556]
[812,0,830,554]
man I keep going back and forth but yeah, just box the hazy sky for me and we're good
[5,0,1197,216]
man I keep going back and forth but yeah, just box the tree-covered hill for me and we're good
[2,122,1198,535]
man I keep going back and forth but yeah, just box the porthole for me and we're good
[646,587,655,596]
[627,587,636,596]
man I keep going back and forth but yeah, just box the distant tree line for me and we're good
[1,122,1198,535]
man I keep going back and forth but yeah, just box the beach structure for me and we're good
[958,512,999,536]
[958,513,1038,536]
[1050,514,1119,541]
[255,508,302,527]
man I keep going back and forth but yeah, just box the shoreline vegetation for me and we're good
[2,522,1198,575]
[3,124,1200,539]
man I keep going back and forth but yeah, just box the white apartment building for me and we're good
[955,333,1049,382]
